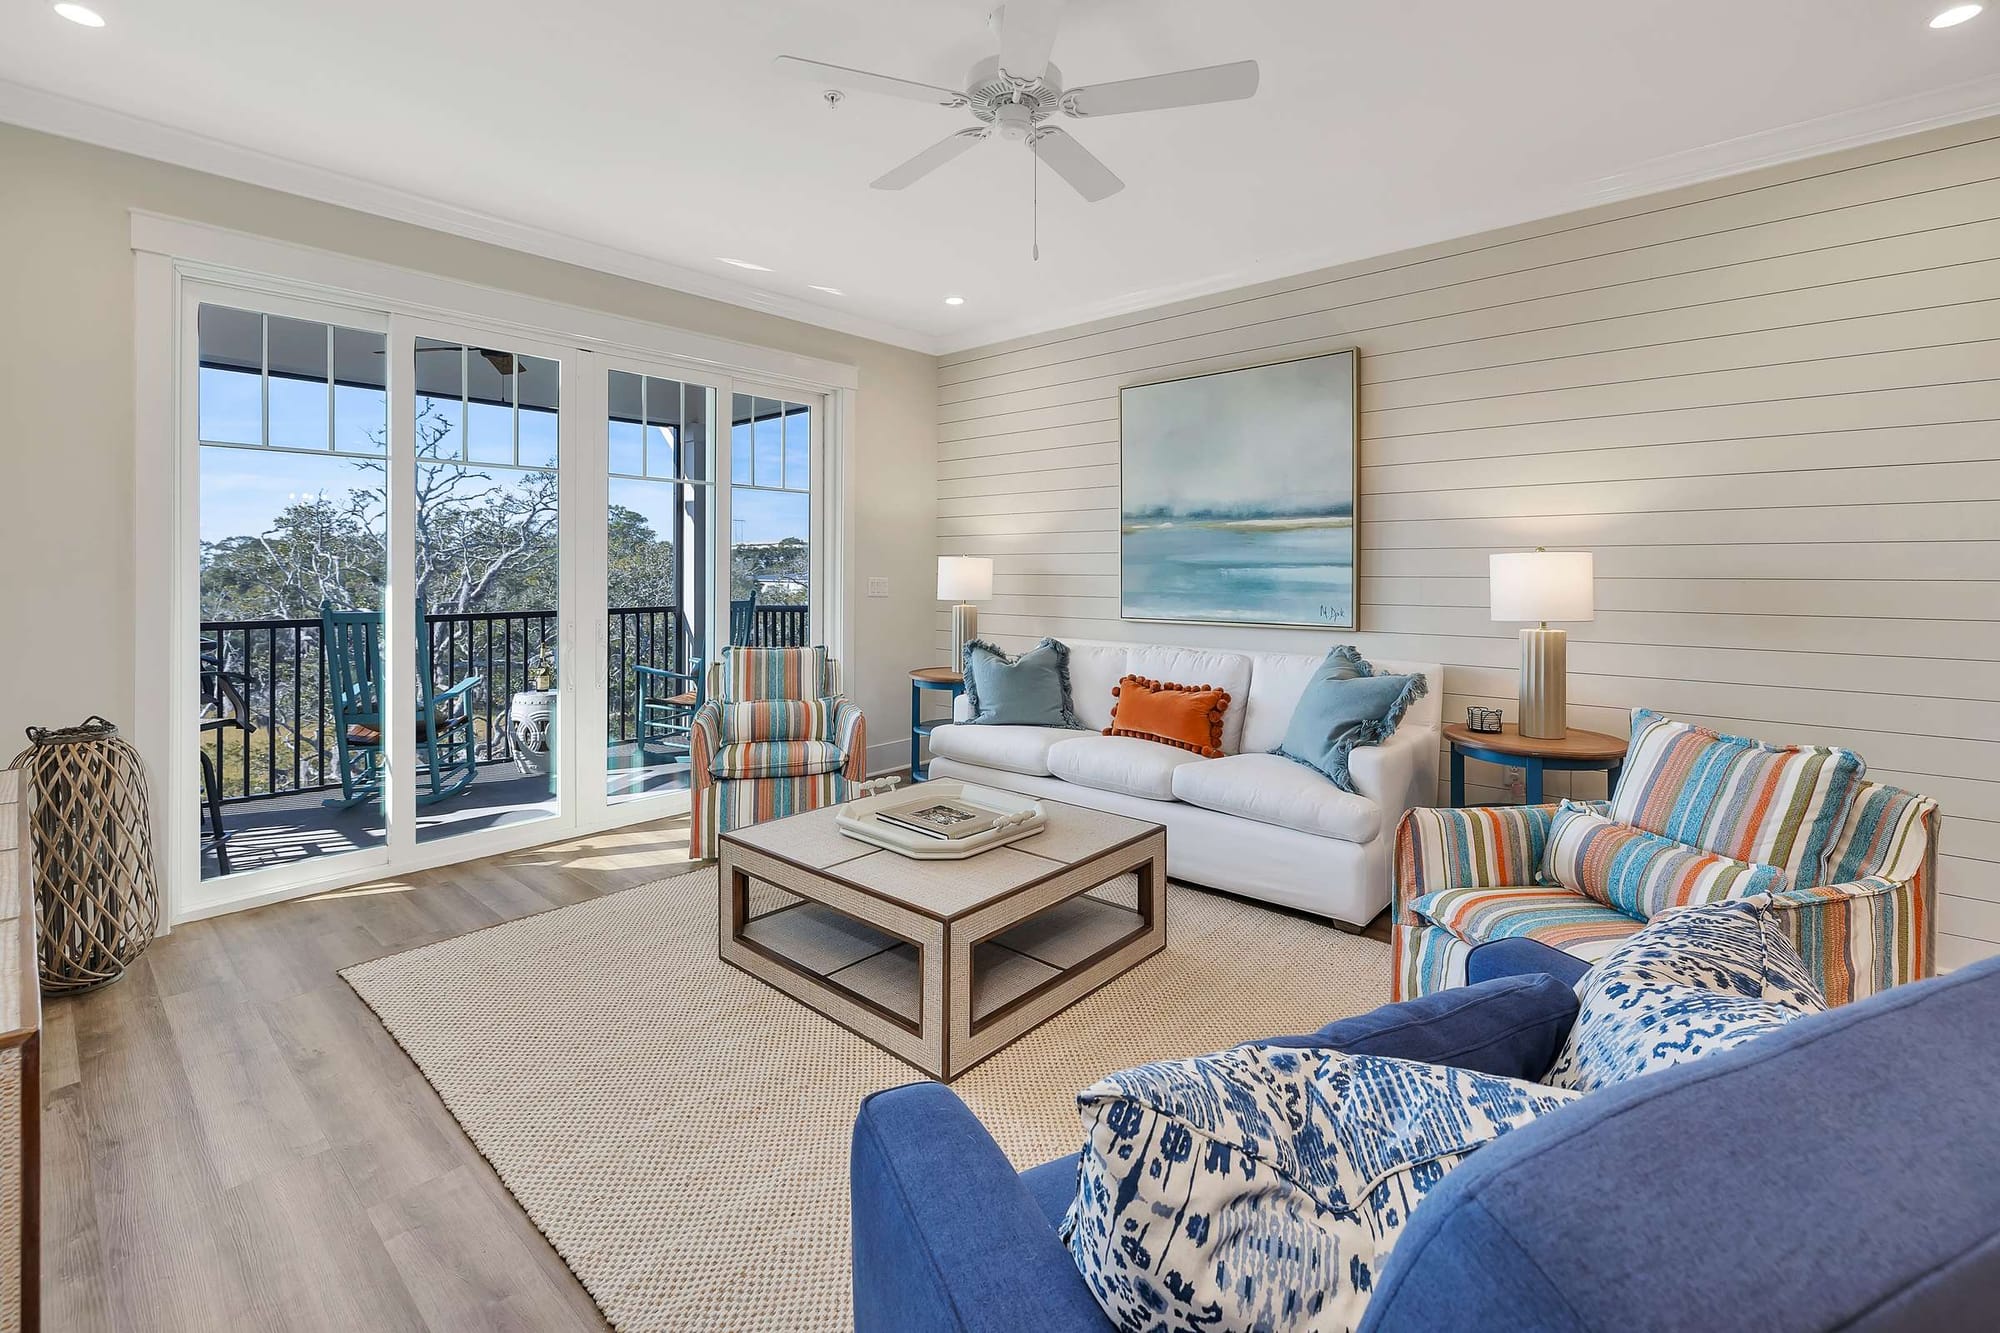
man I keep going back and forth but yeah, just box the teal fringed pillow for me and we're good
[961,637,1083,728]
[1275,645,1429,793]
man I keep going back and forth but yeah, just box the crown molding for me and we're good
[935,71,2000,355]
[6,69,1998,362]
[0,77,943,356]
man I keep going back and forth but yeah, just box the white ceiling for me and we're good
[3,0,1997,353]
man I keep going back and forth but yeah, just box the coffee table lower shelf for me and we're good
[718,807,1166,1081]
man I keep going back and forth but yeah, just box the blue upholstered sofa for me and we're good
[850,940,2000,1332]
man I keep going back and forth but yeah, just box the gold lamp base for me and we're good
[1517,626,1569,740]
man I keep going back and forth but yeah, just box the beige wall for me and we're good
[937,116,2000,970]
[0,121,936,780]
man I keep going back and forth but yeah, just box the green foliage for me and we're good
[732,537,808,604]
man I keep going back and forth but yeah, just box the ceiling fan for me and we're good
[775,0,1259,204]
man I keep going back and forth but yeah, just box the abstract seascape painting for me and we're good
[1119,349,1359,629]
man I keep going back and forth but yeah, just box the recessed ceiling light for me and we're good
[717,257,772,271]
[808,284,845,296]
[53,3,105,26]
[1931,4,1982,26]
[943,295,966,306]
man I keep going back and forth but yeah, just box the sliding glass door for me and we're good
[405,330,568,849]
[177,275,835,912]
[194,296,393,881]
[601,365,718,808]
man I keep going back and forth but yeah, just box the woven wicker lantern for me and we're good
[9,717,160,993]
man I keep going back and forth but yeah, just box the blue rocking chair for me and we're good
[635,593,763,758]
[321,603,483,808]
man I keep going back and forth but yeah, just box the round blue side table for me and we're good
[909,668,965,782]
[1443,722,1627,806]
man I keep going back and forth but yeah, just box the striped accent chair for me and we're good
[1393,728,1939,1009]
[689,646,867,858]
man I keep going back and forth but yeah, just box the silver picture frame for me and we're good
[1117,348,1361,631]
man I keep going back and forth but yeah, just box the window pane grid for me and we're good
[199,304,386,460]
[728,391,811,645]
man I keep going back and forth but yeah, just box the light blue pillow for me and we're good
[961,637,1083,728]
[1062,1043,1580,1333]
[1275,646,1429,793]
[1545,898,1827,1092]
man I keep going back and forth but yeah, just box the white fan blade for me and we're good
[773,55,965,107]
[1063,60,1260,117]
[1030,129,1123,203]
[998,0,1064,80]
[871,129,988,190]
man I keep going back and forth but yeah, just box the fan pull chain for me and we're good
[1031,141,1040,261]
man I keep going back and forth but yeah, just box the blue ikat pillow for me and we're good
[1546,897,1827,1093]
[1061,1045,1580,1333]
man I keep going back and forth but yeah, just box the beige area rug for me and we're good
[342,867,1389,1333]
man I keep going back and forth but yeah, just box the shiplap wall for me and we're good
[934,115,2000,969]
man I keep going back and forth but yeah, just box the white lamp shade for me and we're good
[937,555,993,602]
[1490,551,1595,623]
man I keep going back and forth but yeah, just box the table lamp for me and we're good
[1489,548,1594,740]
[937,556,992,671]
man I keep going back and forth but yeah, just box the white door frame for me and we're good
[134,215,856,924]
[575,348,736,830]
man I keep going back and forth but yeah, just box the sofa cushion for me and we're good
[1546,899,1828,1092]
[721,644,831,701]
[1062,1044,1580,1333]
[1409,886,1645,963]
[1046,733,1207,801]
[719,697,838,744]
[926,723,1073,778]
[1611,708,1865,889]
[1171,751,1381,842]
[1274,646,1430,793]
[1260,973,1580,1083]
[710,739,844,780]
[1543,800,1785,919]
[1048,644,1125,732]
[1103,674,1230,756]
[1122,644,1254,752]
[962,638,1083,728]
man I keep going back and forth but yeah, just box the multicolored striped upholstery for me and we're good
[1610,709,1864,888]
[1393,923,1477,1001]
[719,645,833,702]
[1544,801,1783,919]
[1766,781,1938,1007]
[1390,779,1937,1008]
[689,650,865,858]
[710,740,845,780]
[1407,887,1645,960]
[1823,781,1935,885]
[1393,803,1571,902]
[720,697,840,743]
[708,771,848,844]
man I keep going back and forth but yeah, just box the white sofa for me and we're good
[926,640,1442,928]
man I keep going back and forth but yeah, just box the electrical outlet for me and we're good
[866,577,889,598]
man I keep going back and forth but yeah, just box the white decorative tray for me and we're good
[836,780,1047,860]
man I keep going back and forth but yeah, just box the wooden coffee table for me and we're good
[718,797,1167,1080]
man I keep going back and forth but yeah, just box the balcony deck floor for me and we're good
[203,741,692,880]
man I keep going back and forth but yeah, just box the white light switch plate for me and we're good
[866,577,889,598]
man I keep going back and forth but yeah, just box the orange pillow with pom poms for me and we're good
[1104,675,1230,758]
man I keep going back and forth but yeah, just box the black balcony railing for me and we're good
[200,602,809,804]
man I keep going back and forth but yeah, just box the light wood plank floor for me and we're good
[43,818,697,1333]
[43,818,1390,1330]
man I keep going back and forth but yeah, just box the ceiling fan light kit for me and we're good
[775,0,1258,206]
